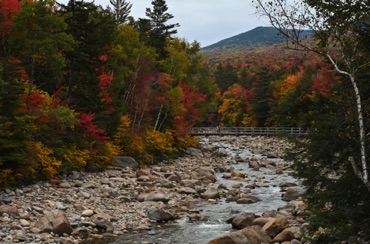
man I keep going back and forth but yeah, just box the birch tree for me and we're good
[253,0,370,191]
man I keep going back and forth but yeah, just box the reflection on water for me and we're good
[109,137,301,244]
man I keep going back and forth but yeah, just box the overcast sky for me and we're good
[61,0,270,47]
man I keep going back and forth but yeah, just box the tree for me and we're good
[145,0,179,60]
[9,0,75,93]
[109,0,132,24]
[214,63,238,93]
[253,0,370,241]
[253,0,370,191]
[58,0,116,120]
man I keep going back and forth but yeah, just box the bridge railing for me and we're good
[189,127,306,136]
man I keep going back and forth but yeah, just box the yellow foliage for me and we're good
[145,129,177,155]
[242,114,257,127]
[175,134,197,148]
[105,141,123,158]
[0,169,15,188]
[125,135,145,156]
[114,115,131,140]
[25,141,62,179]
[63,146,90,170]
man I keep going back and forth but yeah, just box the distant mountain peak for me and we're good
[201,26,312,51]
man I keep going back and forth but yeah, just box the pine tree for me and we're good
[145,0,179,60]
[109,0,132,24]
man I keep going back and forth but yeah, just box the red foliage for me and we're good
[98,73,113,104]
[0,0,22,35]
[311,65,334,97]
[77,113,109,144]
[173,82,206,136]
[21,91,48,113]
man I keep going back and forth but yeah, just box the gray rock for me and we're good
[178,187,197,194]
[36,210,73,235]
[229,212,257,229]
[208,225,271,244]
[0,205,19,217]
[144,191,170,203]
[201,187,219,199]
[282,188,303,201]
[146,207,175,222]
[59,182,71,188]
[185,147,203,157]
[90,214,114,232]
[110,156,139,169]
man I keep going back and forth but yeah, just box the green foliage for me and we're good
[10,0,75,93]
[286,77,370,242]
[142,0,179,60]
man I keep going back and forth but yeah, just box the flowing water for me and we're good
[108,137,301,244]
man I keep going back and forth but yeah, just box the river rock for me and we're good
[208,225,272,244]
[59,182,71,188]
[185,147,203,157]
[90,214,114,232]
[282,188,303,201]
[201,187,219,199]
[252,217,274,227]
[263,218,289,237]
[273,230,295,242]
[110,156,139,169]
[284,226,303,239]
[279,182,298,188]
[146,207,175,222]
[36,210,73,235]
[143,191,170,203]
[179,187,197,194]
[0,205,19,218]
[81,210,94,217]
[228,212,256,229]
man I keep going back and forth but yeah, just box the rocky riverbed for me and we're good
[0,136,307,243]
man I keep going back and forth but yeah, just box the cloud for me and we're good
[60,0,269,47]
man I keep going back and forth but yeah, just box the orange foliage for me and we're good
[274,67,305,99]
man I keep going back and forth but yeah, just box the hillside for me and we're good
[201,26,313,56]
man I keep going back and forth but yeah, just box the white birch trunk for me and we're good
[327,54,370,191]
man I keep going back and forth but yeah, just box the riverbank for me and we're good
[0,136,306,243]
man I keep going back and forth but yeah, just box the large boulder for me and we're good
[146,207,175,222]
[263,218,289,237]
[201,187,220,200]
[282,188,303,201]
[36,210,73,235]
[90,214,114,232]
[208,225,272,244]
[185,147,203,157]
[228,212,257,229]
[0,205,19,218]
[110,156,139,169]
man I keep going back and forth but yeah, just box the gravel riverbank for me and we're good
[0,136,307,243]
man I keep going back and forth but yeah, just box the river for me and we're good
[108,136,301,244]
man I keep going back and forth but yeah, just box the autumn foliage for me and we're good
[0,0,338,187]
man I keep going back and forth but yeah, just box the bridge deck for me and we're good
[189,127,306,136]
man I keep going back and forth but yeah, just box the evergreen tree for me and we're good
[58,1,116,119]
[145,0,179,60]
[9,0,75,94]
[109,0,132,24]
[214,63,238,93]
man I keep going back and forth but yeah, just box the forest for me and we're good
[0,0,370,241]
[1,0,324,184]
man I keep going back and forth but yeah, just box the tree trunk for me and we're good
[327,54,369,191]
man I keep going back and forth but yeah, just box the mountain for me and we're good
[201,26,313,52]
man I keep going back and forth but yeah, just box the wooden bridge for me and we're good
[189,127,306,137]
